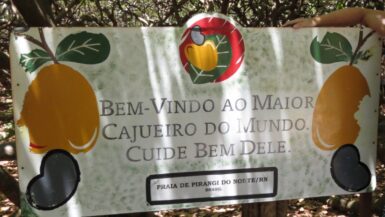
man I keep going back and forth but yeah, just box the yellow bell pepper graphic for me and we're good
[184,40,218,71]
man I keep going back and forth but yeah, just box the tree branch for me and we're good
[0,52,10,70]
[0,165,19,207]
[38,28,58,63]
[220,0,230,14]
[15,28,58,63]
[350,28,375,65]
[11,0,55,26]
[157,0,189,26]
[54,0,81,23]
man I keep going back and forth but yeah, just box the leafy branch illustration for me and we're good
[310,27,375,65]
[349,28,375,65]
[16,27,110,73]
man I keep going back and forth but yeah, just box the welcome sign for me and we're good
[10,14,381,216]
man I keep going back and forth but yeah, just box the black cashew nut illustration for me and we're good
[330,144,371,192]
[26,149,80,210]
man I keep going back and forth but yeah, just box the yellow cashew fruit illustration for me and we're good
[17,30,110,154]
[17,64,100,154]
[310,31,375,151]
[184,40,218,71]
[312,65,370,150]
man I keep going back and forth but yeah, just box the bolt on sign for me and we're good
[10,14,381,216]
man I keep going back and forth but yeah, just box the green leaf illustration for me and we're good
[310,32,353,64]
[19,49,51,73]
[352,50,372,64]
[188,34,232,84]
[56,31,110,64]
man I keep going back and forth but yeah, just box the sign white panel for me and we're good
[10,14,381,216]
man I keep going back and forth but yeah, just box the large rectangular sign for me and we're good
[10,14,381,216]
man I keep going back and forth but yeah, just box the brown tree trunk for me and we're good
[11,0,55,26]
[359,193,372,217]
[378,115,385,163]
[378,143,385,163]
[242,201,288,217]
[0,165,20,207]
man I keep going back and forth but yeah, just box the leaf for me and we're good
[336,1,344,9]
[19,49,51,73]
[352,50,372,64]
[310,32,353,64]
[56,31,110,64]
[188,34,232,84]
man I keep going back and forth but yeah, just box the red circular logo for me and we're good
[179,15,245,84]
